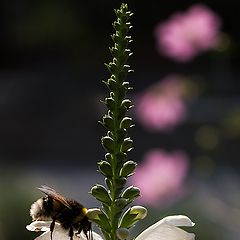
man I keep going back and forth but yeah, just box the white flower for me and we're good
[26,221,102,240]
[135,215,195,240]
[26,215,195,240]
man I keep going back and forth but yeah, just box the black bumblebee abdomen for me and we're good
[56,200,84,230]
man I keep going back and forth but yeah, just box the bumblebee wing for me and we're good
[38,185,71,209]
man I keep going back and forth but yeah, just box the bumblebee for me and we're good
[30,185,92,240]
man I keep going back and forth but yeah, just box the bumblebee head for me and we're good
[30,197,51,221]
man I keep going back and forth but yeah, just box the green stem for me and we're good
[91,4,134,240]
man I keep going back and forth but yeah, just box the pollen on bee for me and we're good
[82,207,88,215]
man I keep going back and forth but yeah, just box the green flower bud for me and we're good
[86,208,101,221]
[121,137,133,152]
[106,62,118,75]
[105,178,112,190]
[119,206,147,228]
[121,186,140,202]
[105,97,115,111]
[92,211,112,232]
[122,81,129,89]
[105,153,112,162]
[98,161,113,178]
[116,129,127,144]
[115,198,128,210]
[115,177,127,190]
[116,228,130,240]
[102,136,114,153]
[120,117,133,129]
[115,152,127,164]
[120,161,137,177]
[90,184,111,204]
[102,115,114,130]
[108,77,118,91]
[121,99,132,109]
[130,205,147,220]
[119,208,137,228]
[118,85,127,101]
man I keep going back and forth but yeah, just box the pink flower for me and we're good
[135,75,187,132]
[155,4,221,62]
[130,149,189,207]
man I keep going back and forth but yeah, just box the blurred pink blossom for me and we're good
[155,4,221,62]
[130,149,189,207]
[135,75,187,132]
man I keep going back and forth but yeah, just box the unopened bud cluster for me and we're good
[90,4,146,240]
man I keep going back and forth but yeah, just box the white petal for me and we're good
[160,215,195,227]
[35,229,80,240]
[91,232,104,240]
[26,221,53,232]
[26,221,104,240]
[135,215,195,240]
[78,231,104,240]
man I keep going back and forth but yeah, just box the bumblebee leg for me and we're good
[83,229,89,240]
[77,225,82,235]
[82,228,92,240]
[89,229,93,240]
[69,226,74,240]
[50,219,56,240]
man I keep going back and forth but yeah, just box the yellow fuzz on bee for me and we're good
[82,207,88,215]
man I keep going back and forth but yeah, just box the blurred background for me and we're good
[0,0,240,239]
